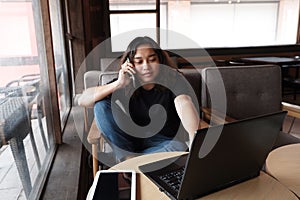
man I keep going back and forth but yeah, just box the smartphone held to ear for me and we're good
[129,73,136,88]
[126,58,137,88]
[88,170,136,200]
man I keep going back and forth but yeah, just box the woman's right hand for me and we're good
[78,59,136,107]
[115,59,136,89]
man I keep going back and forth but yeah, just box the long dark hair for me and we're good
[120,36,177,69]
[120,37,180,93]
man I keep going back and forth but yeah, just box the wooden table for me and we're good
[105,152,298,200]
[266,144,300,197]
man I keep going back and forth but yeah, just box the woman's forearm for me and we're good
[78,81,120,107]
[174,95,200,147]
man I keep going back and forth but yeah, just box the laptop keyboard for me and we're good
[158,167,185,192]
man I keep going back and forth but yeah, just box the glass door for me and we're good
[49,0,71,130]
[0,0,63,199]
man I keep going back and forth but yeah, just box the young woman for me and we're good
[79,36,199,161]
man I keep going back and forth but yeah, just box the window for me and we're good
[0,0,66,199]
[109,0,300,50]
[109,0,159,51]
[49,0,71,130]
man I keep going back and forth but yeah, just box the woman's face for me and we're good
[132,44,160,88]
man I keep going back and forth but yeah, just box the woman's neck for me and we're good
[142,83,155,90]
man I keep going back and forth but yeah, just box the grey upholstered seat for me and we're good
[201,64,300,148]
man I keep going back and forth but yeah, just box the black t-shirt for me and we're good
[129,85,181,137]
[106,71,192,138]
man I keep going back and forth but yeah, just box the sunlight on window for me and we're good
[109,0,300,50]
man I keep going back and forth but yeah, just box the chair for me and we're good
[0,74,49,198]
[201,64,300,148]
[5,74,48,151]
[0,97,34,198]
[281,64,300,100]
[84,71,119,176]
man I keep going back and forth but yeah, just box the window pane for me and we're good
[160,0,299,48]
[109,0,299,49]
[49,0,71,130]
[110,13,156,51]
[109,0,156,10]
[189,3,279,47]
[0,1,55,199]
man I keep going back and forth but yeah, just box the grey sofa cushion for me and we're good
[100,58,120,71]
[99,71,119,85]
[201,65,282,119]
[84,71,101,89]
[83,70,118,89]
[201,64,300,148]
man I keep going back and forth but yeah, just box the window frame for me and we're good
[108,0,161,48]
[107,0,300,54]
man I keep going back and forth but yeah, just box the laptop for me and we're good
[139,111,287,200]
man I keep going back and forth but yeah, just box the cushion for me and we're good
[201,65,282,119]
[100,58,120,71]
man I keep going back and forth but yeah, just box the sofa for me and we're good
[82,62,300,176]
[201,65,300,148]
